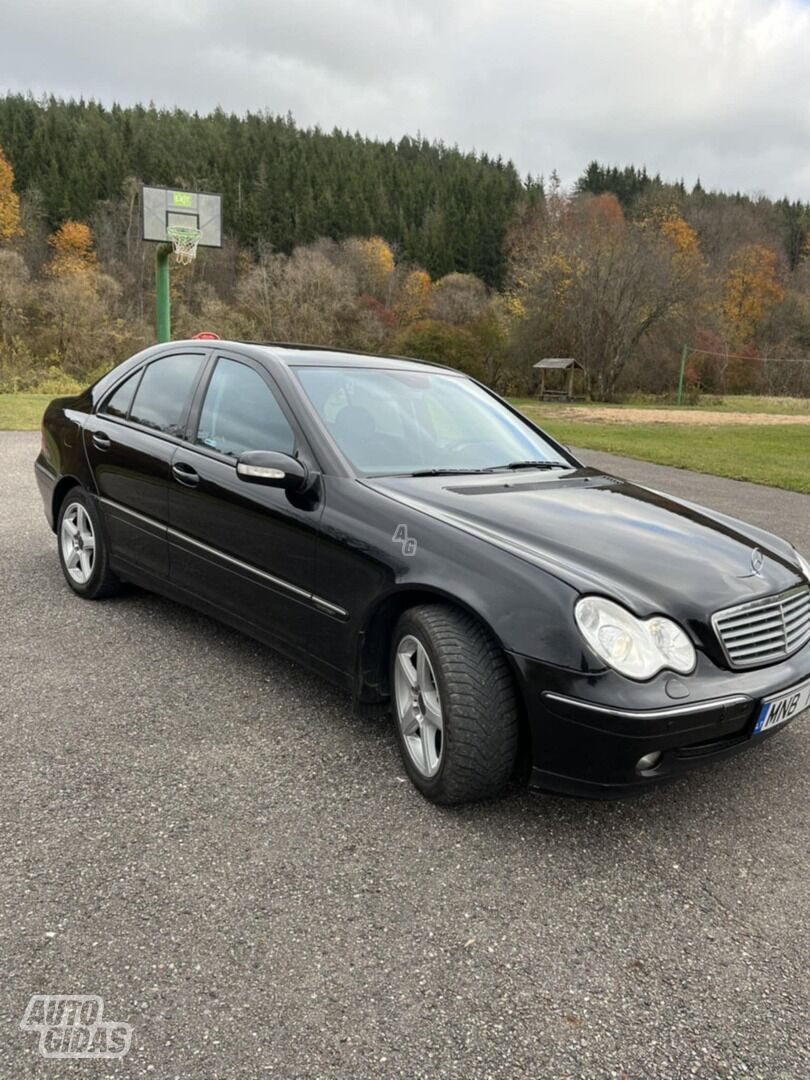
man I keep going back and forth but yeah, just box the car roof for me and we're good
[232,341,457,375]
[98,339,465,403]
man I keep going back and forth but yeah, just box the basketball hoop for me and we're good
[142,185,222,341]
[167,224,202,265]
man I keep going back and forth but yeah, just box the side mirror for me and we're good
[236,450,309,492]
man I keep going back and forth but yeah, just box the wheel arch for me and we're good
[51,475,84,532]
[357,585,527,721]
[355,585,532,779]
[356,586,490,699]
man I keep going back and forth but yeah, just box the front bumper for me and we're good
[510,645,810,798]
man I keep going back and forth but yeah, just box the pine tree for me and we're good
[0,94,529,286]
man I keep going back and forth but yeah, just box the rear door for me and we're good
[83,351,208,580]
[167,353,325,661]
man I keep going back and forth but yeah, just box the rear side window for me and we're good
[102,371,140,419]
[195,357,295,458]
[129,354,205,436]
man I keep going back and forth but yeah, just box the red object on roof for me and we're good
[192,331,220,340]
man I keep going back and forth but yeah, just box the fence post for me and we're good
[676,344,689,405]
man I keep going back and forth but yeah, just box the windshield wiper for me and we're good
[490,460,570,472]
[384,461,570,478]
[406,467,491,477]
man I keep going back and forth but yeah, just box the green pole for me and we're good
[676,343,689,405]
[155,243,172,343]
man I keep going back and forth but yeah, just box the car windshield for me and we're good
[295,366,571,476]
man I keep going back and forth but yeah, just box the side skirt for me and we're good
[110,556,353,693]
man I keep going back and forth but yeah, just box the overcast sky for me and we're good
[2,0,809,200]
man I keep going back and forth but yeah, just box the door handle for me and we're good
[91,431,111,451]
[172,462,200,487]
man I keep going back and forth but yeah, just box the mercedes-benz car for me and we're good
[35,340,810,803]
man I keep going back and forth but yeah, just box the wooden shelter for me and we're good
[533,358,587,400]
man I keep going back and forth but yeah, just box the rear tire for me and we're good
[390,604,519,804]
[57,488,122,600]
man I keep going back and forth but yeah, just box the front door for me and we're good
[167,354,324,661]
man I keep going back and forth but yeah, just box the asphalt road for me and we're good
[1,430,808,1080]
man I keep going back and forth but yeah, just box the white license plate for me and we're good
[754,677,810,734]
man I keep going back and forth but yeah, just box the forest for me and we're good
[0,94,808,401]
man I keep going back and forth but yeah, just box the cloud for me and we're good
[1,0,808,198]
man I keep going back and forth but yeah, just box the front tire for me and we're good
[57,488,121,599]
[390,604,519,804]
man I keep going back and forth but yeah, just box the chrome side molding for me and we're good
[542,691,751,721]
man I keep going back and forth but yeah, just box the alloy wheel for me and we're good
[60,502,96,585]
[394,634,444,777]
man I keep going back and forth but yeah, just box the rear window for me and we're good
[129,354,205,436]
[101,371,140,419]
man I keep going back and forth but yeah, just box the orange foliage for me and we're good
[0,146,22,242]
[577,193,624,229]
[46,221,97,277]
[660,216,700,258]
[395,269,432,325]
[721,244,784,344]
[357,294,397,329]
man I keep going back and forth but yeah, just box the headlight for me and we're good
[795,549,810,584]
[575,596,696,680]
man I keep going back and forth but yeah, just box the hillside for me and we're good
[0,94,535,287]
[0,96,808,404]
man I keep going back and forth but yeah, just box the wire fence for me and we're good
[680,347,810,400]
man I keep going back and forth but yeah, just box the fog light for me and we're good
[636,751,663,774]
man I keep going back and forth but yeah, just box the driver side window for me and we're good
[195,358,295,459]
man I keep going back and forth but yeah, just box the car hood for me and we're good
[366,467,802,617]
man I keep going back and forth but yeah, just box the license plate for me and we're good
[754,677,810,734]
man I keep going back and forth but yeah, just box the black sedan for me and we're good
[35,340,810,803]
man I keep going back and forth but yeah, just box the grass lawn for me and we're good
[0,394,51,432]
[520,412,810,494]
[510,394,810,416]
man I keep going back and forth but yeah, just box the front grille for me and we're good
[713,585,810,670]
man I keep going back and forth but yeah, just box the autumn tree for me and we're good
[431,273,489,325]
[394,269,432,326]
[339,295,396,353]
[339,236,395,301]
[0,145,22,244]
[720,244,785,345]
[509,193,704,399]
[38,272,130,374]
[578,193,625,228]
[170,281,256,342]
[46,221,97,277]
[0,250,29,353]
[236,246,354,343]
[659,215,701,259]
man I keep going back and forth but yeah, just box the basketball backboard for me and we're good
[141,185,222,248]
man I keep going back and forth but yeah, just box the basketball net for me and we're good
[167,224,202,265]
